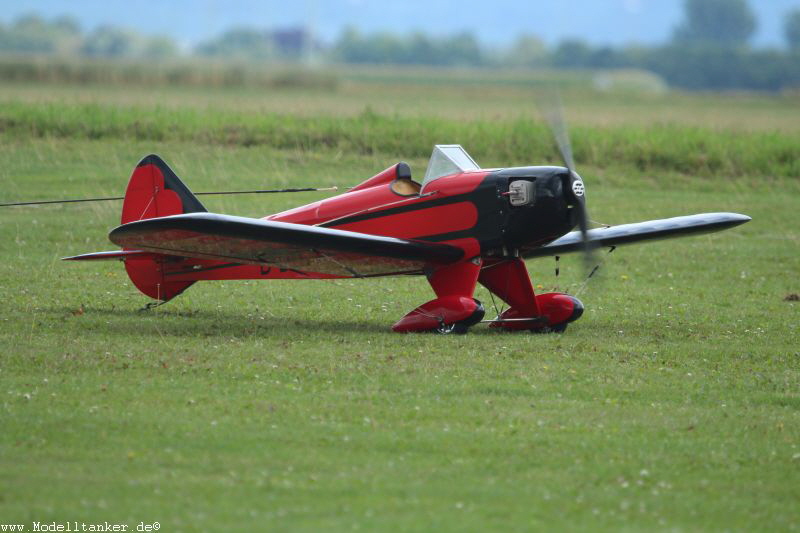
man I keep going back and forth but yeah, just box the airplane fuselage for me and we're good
[269,165,581,261]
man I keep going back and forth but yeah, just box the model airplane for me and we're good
[62,144,750,333]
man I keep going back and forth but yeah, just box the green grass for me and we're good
[0,57,341,90]
[4,68,800,133]
[0,133,798,531]
[1,70,800,530]
[2,101,800,182]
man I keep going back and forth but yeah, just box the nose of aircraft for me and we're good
[561,170,586,209]
[496,166,588,251]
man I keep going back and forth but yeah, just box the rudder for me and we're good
[121,155,207,302]
[121,154,206,224]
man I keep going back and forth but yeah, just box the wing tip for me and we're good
[713,212,751,229]
[62,250,162,261]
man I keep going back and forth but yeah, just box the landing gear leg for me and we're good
[393,259,484,333]
[479,258,584,332]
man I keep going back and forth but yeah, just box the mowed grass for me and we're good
[0,100,799,530]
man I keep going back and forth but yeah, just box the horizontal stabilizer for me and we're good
[63,250,168,261]
[524,212,750,259]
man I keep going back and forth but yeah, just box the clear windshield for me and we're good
[421,145,480,188]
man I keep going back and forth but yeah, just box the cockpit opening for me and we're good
[390,178,421,196]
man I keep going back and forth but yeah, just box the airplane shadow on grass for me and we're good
[48,305,512,338]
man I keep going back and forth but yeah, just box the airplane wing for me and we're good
[108,212,464,277]
[522,212,750,259]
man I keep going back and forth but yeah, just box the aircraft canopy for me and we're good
[421,145,480,189]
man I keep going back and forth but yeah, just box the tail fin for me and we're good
[121,155,206,302]
[122,154,206,224]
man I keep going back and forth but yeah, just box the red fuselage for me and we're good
[268,163,581,264]
[158,162,582,285]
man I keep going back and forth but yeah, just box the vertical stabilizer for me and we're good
[121,154,206,224]
[119,155,206,301]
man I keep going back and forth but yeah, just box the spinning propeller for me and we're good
[538,93,595,271]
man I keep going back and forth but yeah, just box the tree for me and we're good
[13,13,47,33]
[142,36,178,60]
[52,15,80,36]
[506,34,547,67]
[80,26,139,57]
[785,9,800,50]
[673,0,756,47]
[195,28,275,60]
[0,13,76,54]
[551,39,592,67]
[441,32,482,66]
[406,32,436,64]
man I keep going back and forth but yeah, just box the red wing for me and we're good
[108,212,464,277]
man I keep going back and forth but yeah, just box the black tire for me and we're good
[434,298,484,335]
[436,322,470,335]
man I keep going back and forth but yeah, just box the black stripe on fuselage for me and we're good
[320,193,470,227]
[321,168,578,253]
[321,174,507,248]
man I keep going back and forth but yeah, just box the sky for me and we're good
[2,0,799,49]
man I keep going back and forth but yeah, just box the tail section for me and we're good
[121,155,206,302]
[121,154,206,224]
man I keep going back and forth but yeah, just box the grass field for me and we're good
[3,63,800,131]
[1,72,799,532]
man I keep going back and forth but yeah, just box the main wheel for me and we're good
[436,322,469,335]
[434,298,484,334]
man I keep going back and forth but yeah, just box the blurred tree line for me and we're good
[0,13,315,61]
[331,0,800,91]
[0,14,178,59]
[2,0,800,91]
[541,0,800,90]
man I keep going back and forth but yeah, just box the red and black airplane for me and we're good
[64,144,749,333]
